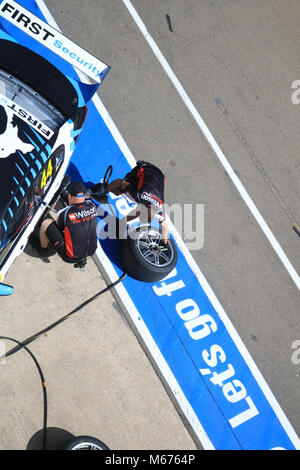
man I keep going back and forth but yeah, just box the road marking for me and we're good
[35,0,213,450]
[35,0,300,449]
[122,0,300,292]
[93,246,214,449]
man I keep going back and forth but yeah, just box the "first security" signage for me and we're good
[0,0,110,83]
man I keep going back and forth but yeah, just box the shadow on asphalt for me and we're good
[26,427,75,450]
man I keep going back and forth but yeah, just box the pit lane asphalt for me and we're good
[44,0,300,442]
[1,0,299,450]
[0,245,196,450]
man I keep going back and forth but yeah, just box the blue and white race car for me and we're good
[0,0,110,295]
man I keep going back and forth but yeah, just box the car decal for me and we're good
[0,2,93,280]
[0,113,55,234]
[0,0,110,84]
[0,92,54,139]
[0,0,110,106]
[0,105,34,159]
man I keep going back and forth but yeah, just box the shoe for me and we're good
[28,234,57,257]
[74,259,87,269]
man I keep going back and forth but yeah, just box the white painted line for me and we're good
[94,243,214,450]
[36,0,300,449]
[122,0,300,292]
[35,0,213,450]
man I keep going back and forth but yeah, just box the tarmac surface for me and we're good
[0,0,299,450]
[0,245,196,450]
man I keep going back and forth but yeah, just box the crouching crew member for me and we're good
[39,182,98,265]
[91,161,169,245]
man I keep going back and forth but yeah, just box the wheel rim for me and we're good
[136,229,174,267]
[69,441,105,450]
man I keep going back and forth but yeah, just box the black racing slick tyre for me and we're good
[120,225,178,282]
[63,435,109,450]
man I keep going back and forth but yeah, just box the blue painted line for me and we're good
[66,100,299,450]
[13,0,300,450]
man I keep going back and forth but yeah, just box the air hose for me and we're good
[103,165,113,186]
[3,272,127,359]
[0,336,48,450]
[0,167,126,449]
[0,271,127,450]
[3,166,125,361]
[3,165,124,360]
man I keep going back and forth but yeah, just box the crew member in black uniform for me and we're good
[39,181,98,265]
[91,161,169,244]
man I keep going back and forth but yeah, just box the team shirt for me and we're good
[56,199,97,260]
[123,161,166,223]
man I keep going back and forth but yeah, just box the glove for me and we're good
[60,187,69,204]
[90,181,108,203]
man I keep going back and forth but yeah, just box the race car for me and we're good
[0,0,110,295]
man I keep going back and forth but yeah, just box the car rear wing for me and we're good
[0,0,110,85]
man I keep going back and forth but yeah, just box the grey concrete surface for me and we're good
[0,245,196,450]
[43,0,300,441]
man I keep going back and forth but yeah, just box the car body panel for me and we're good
[0,0,110,286]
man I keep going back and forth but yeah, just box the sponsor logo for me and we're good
[140,192,162,208]
[0,1,54,39]
[53,40,103,79]
[69,206,96,222]
[0,93,54,138]
[68,213,77,222]
[0,101,34,159]
[0,0,109,83]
